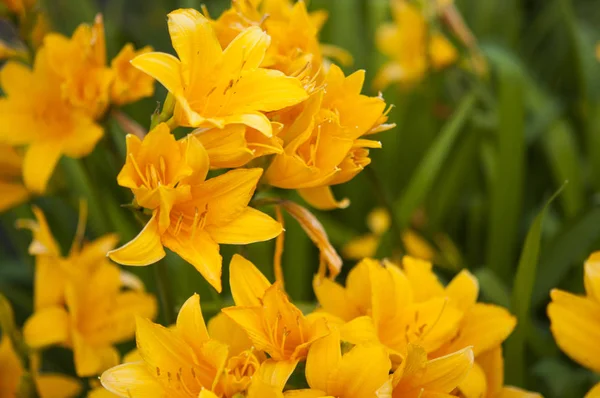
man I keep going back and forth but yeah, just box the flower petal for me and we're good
[176,293,210,352]
[72,330,120,377]
[207,207,282,245]
[23,141,62,194]
[445,269,479,313]
[35,374,82,398]
[108,214,166,266]
[298,186,350,210]
[101,362,165,397]
[0,181,28,212]
[221,306,271,353]
[306,329,341,392]
[229,254,271,307]
[313,276,360,322]
[23,306,69,348]
[131,52,183,95]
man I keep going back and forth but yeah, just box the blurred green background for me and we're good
[2,0,600,396]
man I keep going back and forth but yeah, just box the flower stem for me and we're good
[153,260,176,325]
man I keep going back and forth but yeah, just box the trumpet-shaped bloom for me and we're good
[548,252,600,397]
[108,124,282,292]
[110,44,155,106]
[101,293,285,398]
[18,206,119,310]
[374,0,457,89]
[265,65,393,210]
[222,255,330,363]
[0,51,103,193]
[391,344,473,398]
[43,14,113,118]
[284,329,392,398]
[23,262,157,377]
[131,8,307,136]
[0,144,29,212]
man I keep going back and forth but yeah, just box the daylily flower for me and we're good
[283,329,392,398]
[265,65,394,210]
[548,251,600,398]
[0,50,103,193]
[222,255,330,365]
[43,14,113,118]
[110,44,155,106]
[101,293,286,398]
[0,144,29,212]
[390,344,473,398]
[374,0,457,89]
[107,123,282,292]
[131,8,307,136]
[18,206,119,310]
[23,261,157,377]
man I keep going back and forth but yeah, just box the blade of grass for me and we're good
[394,91,476,229]
[505,184,565,387]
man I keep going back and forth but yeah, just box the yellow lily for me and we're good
[44,14,113,118]
[23,260,157,377]
[107,123,282,292]
[110,44,155,106]
[222,255,330,364]
[131,8,307,135]
[0,50,103,193]
[0,144,29,212]
[548,251,600,397]
[265,65,394,210]
[390,344,473,398]
[374,0,457,89]
[283,329,392,398]
[18,205,119,310]
[101,293,286,397]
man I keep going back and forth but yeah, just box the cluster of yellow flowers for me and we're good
[0,2,154,204]
[1,1,599,397]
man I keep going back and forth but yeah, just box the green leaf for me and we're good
[474,268,511,308]
[531,206,600,308]
[484,47,525,282]
[394,92,477,229]
[505,184,565,387]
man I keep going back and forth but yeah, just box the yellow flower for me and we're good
[284,328,392,398]
[390,343,473,398]
[222,255,330,364]
[18,206,119,310]
[0,52,103,193]
[101,293,285,397]
[0,333,23,398]
[548,251,600,397]
[44,14,113,118]
[110,44,155,106]
[0,144,28,212]
[192,122,284,169]
[374,0,457,89]
[131,8,307,136]
[265,65,393,210]
[107,123,282,292]
[23,260,157,377]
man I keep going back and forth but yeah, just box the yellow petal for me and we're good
[60,114,104,158]
[23,141,62,194]
[457,362,487,398]
[445,269,479,313]
[402,256,445,302]
[283,391,329,398]
[584,257,600,303]
[221,26,269,73]
[221,112,274,137]
[476,346,504,397]
[23,306,69,348]
[167,9,221,87]
[162,228,222,292]
[0,61,33,97]
[199,389,220,398]
[585,383,600,398]
[298,186,350,210]
[72,331,119,377]
[0,334,23,397]
[548,289,600,373]
[306,329,341,392]
[33,256,65,310]
[229,254,271,306]
[339,316,379,346]
[207,312,254,357]
[108,214,166,266]
[221,306,271,353]
[313,276,360,322]
[176,293,210,352]
[258,358,298,391]
[35,374,82,398]
[101,362,165,397]
[131,52,183,95]
[328,342,391,398]
[342,234,380,260]
[497,386,543,398]
[208,207,282,245]
[0,181,29,212]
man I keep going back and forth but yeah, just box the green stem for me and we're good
[150,93,176,130]
[154,261,176,325]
